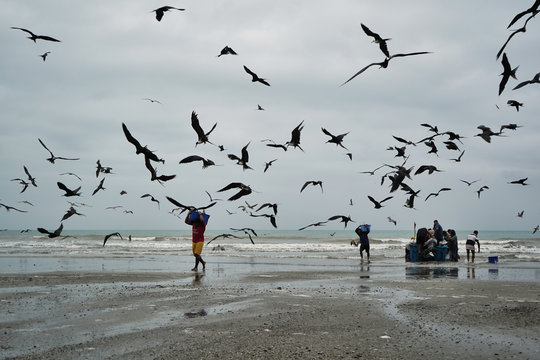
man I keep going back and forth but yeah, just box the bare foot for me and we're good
[191,267,198,271]
[202,261,206,270]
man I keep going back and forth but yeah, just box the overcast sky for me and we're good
[1,1,539,232]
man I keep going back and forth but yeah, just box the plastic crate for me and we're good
[188,211,210,224]
[409,243,422,262]
[434,245,448,261]
[488,256,498,264]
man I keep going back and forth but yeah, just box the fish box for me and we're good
[189,211,210,224]
[488,256,498,264]
[434,245,448,261]
[409,243,422,262]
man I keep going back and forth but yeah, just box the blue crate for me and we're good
[488,256,498,264]
[409,243,422,262]
[434,245,448,261]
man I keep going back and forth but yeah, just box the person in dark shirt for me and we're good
[433,220,443,245]
[354,224,371,261]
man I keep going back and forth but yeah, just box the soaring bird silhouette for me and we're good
[499,53,518,96]
[39,52,51,61]
[143,98,162,104]
[141,193,161,209]
[92,178,106,196]
[367,195,393,209]
[327,215,354,228]
[59,172,82,181]
[57,182,81,197]
[475,125,502,143]
[249,213,277,228]
[152,6,185,22]
[533,225,539,234]
[256,203,278,215]
[321,127,349,150]
[61,206,85,221]
[507,0,540,29]
[228,142,252,170]
[103,232,123,246]
[460,179,480,186]
[298,221,328,231]
[360,23,391,57]
[476,185,489,199]
[243,65,270,86]
[179,155,216,169]
[217,46,237,57]
[387,216,397,226]
[449,150,465,163]
[0,201,28,213]
[38,139,79,163]
[414,165,442,176]
[340,51,431,86]
[122,123,164,163]
[508,178,528,186]
[37,223,63,238]
[217,182,252,201]
[499,123,522,133]
[144,155,176,184]
[166,196,216,213]
[425,188,451,201]
[513,72,540,90]
[496,11,538,60]
[263,159,278,173]
[229,228,256,244]
[286,120,305,151]
[507,100,523,112]
[300,180,323,193]
[11,27,61,42]
[206,233,242,245]
[96,160,113,177]
[191,111,217,146]
[517,210,525,218]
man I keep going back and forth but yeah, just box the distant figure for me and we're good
[446,229,459,262]
[466,230,480,262]
[433,220,443,245]
[354,224,371,261]
[416,227,429,255]
[185,209,207,271]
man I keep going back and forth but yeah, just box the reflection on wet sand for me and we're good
[467,266,475,279]
[360,262,370,279]
[406,266,459,279]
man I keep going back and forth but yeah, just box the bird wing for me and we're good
[165,196,190,210]
[38,138,54,157]
[191,111,206,140]
[390,51,432,59]
[217,182,244,192]
[380,196,393,204]
[243,65,256,78]
[228,188,251,201]
[36,35,61,42]
[367,196,379,206]
[53,223,64,236]
[179,155,204,164]
[37,227,51,235]
[205,122,217,137]
[122,123,143,152]
[241,142,250,163]
[340,62,383,86]
[11,27,35,36]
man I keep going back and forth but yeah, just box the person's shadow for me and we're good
[192,272,205,285]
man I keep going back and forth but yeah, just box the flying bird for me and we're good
[121,123,164,163]
[11,27,61,42]
[243,65,270,86]
[460,179,480,186]
[414,165,442,176]
[230,227,257,244]
[179,155,216,169]
[499,123,522,133]
[257,104,264,111]
[517,210,524,218]
[141,193,161,209]
[143,98,162,104]
[475,125,502,143]
[61,206,85,221]
[38,138,79,163]
[533,225,540,234]
[228,142,252,170]
[166,196,216,212]
[507,100,523,112]
[96,160,113,177]
[217,46,237,57]
[249,213,277,228]
[507,0,540,29]
[57,182,81,197]
[191,111,217,146]
[425,188,451,201]
[37,223,63,238]
[499,53,518,96]
[327,215,354,228]
[340,51,431,86]
[263,159,278,173]
[321,127,349,150]
[92,178,106,196]
[367,195,393,209]
[152,6,185,22]
[206,233,242,246]
[59,172,82,181]
[103,232,123,247]
[476,185,489,199]
[298,221,328,231]
[513,72,540,90]
[256,203,278,215]
[39,52,51,61]
[449,150,465,163]
[508,178,528,186]
[360,23,391,57]
[286,120,305,151]
[217,182,252,201]
[300,180,323,193]
[387,217,397,226]
[0,201,28,213]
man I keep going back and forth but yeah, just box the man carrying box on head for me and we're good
[185,209,209,271]
[354,224,371,261]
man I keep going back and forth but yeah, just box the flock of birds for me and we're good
[2,3,540,246]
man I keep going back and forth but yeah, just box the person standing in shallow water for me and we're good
[354,224,371,261]
[466,230,480,263]
[185,209,207,271]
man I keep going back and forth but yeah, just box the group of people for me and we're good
[415,220,481,262]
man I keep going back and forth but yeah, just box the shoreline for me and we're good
[1,255,540,359]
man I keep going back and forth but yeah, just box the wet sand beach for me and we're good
[1,255,540,359]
